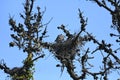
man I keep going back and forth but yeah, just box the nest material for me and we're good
[51,35,85,61]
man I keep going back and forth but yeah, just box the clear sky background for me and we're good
[0,0,119,80]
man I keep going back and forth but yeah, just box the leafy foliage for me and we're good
[1,0,46,79]
[0,0,120,80]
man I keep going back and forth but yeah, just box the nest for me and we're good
[50,34,85,61]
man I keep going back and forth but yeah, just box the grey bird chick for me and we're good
[55,34,64,43]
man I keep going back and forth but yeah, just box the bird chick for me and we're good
[55,34,64,43]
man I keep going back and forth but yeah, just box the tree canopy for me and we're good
[0,0,120,80]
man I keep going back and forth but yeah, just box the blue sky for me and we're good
[0,0,119,80]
